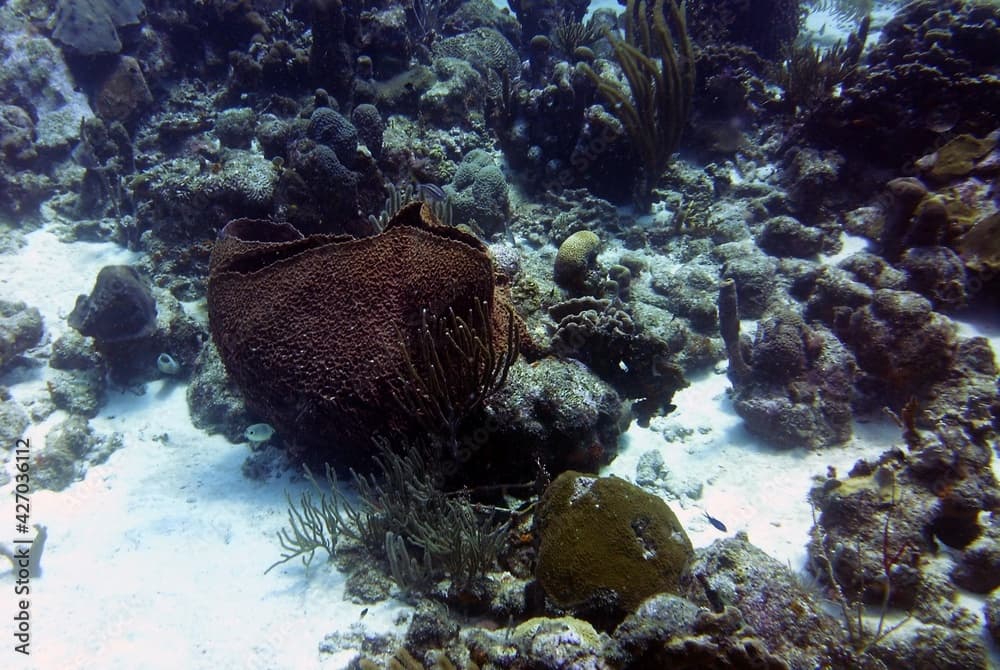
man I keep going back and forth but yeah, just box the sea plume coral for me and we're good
[579,0,695,211]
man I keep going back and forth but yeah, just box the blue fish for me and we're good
[704,511,728,532]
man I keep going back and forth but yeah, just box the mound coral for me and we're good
[534,471,693,629]
[207,202,527,466]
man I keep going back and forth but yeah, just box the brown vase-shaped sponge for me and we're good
[207,202,524,466]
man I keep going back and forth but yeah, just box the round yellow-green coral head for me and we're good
[554,230,601,289]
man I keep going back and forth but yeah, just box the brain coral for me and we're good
[553,230,600,290]
[207,203,525,466]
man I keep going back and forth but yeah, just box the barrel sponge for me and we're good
[534,471,693,625]
[207,202,528,465]
[554,230,600,289]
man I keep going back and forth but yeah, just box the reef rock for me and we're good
[731,306,856,449]
[95,55,152,125]
[0,105,36,164]
[0,300,43,371]
[682,533,845,669]
[549,296,688,426]
[67,265,157,344]
[478,357,628,478]
[839,288,958,411]
[53,0,145,56]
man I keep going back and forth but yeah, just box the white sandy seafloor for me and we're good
[2,225,999,670]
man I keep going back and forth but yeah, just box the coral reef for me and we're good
[808,418,1000,623]
[579,0,695,210]
[0,0,997,664]
[687,0,800,60]
[802,0,1000,168]
[507,0,590,40]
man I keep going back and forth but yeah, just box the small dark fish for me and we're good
[416,182,447,202]
[704,512,728,532]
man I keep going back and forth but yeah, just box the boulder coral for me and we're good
[534,471,693,630]
[207,202,527,467]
